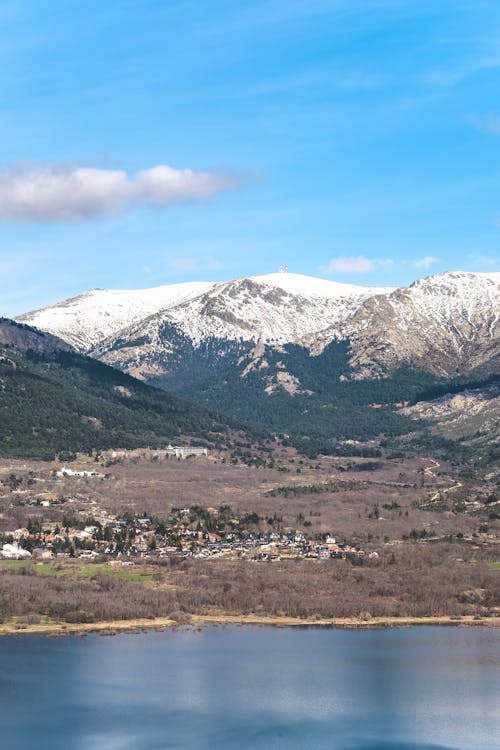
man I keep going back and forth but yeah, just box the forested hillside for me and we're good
[152,338,498,464]
[0,320,235,458]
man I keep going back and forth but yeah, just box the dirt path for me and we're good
[422,458,463,505]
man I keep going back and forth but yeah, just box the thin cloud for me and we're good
[165,256,226,274]
[0,162,239,222]
[468,253,500,267]
[205,0,411,35]
[423,43,500,88]
[326,256,375,273]
[412,256,439,270]
[166,257,199,272]
[322,256,443,275]
[469,114,500,134]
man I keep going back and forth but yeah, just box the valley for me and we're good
[16,270,499,466]
[1,269,498,633]
[0,446,498,632]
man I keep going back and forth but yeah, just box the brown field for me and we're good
[0,449,498,629]
[0,449,498,546]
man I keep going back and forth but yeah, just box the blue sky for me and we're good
[1,0,500,315]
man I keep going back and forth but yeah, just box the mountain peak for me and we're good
[15,270,499,382]
[248,272,395,298]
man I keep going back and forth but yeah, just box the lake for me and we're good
[0,626,498,749]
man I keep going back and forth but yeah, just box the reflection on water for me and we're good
[0,626,498,750]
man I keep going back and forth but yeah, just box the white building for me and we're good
[56,467,104,478]
[162,445,208,459]
[1,543,31,559]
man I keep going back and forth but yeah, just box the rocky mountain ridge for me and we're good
[0,317,73,356]
[18,271,499,383]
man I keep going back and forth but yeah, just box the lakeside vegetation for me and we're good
[0,543,499,630]
[0,425,498,632]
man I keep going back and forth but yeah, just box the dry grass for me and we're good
[2,451,496,547]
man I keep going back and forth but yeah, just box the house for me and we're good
[56,467,104,478]
[32,547,54,560]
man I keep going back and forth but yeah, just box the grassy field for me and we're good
[0,559,155,583]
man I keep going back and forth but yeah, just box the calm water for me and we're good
[0,626,498,750]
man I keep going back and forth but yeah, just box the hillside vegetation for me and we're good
[153,338,499,464]
[0,320,235,459]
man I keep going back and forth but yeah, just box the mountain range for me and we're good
[16,270,500,463]
[19,271,499,379]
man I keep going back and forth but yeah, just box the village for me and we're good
[0,446,384,565]
[0,502,370,564]
[0,445,495,569]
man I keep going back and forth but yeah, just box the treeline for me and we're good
[412,373,499,405]
[121,335,498,464]
[265,479,368,498]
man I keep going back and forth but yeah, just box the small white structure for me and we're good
[163,445,208,459]
[1,543,31,559]
[56,467,104,478]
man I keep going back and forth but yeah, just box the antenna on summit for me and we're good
[278,264,289,274]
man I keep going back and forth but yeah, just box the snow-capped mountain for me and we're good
[17,270,499,383]
[304,271,500,378]
[18,273,393,351]
[14,269,499,463]
[18,273,393,373]
[17,280,217,351]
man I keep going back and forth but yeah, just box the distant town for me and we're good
[1,505,369,564]
[0,445,374,563]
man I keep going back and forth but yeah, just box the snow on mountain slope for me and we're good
[155,274,395,346]
[304,271,500,378]
[18,281,217,350]
[248,272,392,299]
[18,273,393,352]
[16,270,499,383]
[83,273,394,378]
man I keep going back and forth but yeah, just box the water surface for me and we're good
[0,626,498,749]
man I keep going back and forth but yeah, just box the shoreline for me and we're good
[1,613,499,637]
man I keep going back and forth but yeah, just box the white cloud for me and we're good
[326,255,375,273]
[0,162,238,222]
[469,114,500,134]
[166,257,199,272]
[412,256,439,270]
[468,253,500,267]
[135,165,237,206]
